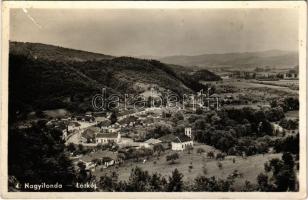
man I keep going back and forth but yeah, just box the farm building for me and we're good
[68,121,81,131]
[85,111,92,117]
[101,157,116,168]
[96,132,121,144]
[95,116,108,124]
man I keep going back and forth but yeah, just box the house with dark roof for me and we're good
[74,115,95,122]
[98,119,111,129]
[171,128,193,151]
[171,135,193,151]
[100,154,123,168]
[99,151,123,168]
[159,134,177,143]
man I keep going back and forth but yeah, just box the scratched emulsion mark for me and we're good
[22,8,43,29]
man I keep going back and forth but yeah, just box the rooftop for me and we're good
[144,138,162,144]
[98,120,111,127]
[96,132,118,138]
[159,134,177,143]
[172,135,192,143]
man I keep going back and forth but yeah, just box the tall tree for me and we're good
[110,111,117,124]
[167,168,183,192]
[126,167,151,191]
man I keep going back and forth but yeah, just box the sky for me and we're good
[10,9,298,57]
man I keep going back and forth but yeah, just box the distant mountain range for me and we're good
[9,41,220,118]
[159,50,298,69]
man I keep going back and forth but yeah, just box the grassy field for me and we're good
[253,80,299,87]
[212,79,298,109]
[224,104,269,109]
[90,143,282,190]
[215,79,298,94]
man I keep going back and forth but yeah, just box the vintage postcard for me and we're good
[0,1,307,199]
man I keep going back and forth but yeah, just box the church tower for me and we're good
[185,127,192,138]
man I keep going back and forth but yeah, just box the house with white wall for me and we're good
[96,132,121,144]
[171,127,193,151]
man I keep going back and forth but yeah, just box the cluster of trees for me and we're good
[191,69,222,82]
[257,152,298,191]
[270,97,299,112]
[118,147,153,161]
[192,175,235,191]
[110,111,117,124]
[8,121,80,191]
[9,54,100,123]
[99,167,183,192]
[98,167,239,192]
[191,106,299,157]
[264,107,285,122]
[147,123,172,139]
[273,134,299,154]
[219,108,274,135]
[177,72,207,92]
[75,162,97,191]
[192,108,277,155]
[67,143,94,155]
[279,118,298,130]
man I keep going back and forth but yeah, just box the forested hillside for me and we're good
[9,42,221,121]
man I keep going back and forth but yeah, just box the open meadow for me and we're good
[88,143,282,190]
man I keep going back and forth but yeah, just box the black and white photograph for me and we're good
[0,1,306,199]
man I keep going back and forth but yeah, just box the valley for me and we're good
[8,42,299,192]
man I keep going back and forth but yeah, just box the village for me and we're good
[41,70,299,189]
[54,107,195,170]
